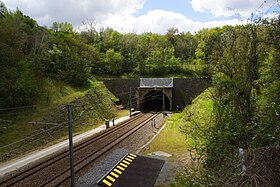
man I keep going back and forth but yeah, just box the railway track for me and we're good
[0,112,160,186]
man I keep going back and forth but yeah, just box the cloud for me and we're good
[190,0,271,17]
[2,0,145,26]
[2,0,245,34]
[262,13,280,21]
[104,9,244,34]
[196,19,244,31]
[105,10,196,34]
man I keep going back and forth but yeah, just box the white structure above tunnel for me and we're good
[140,78,173,88]
[137,78,173,111]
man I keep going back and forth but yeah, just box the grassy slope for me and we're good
[142,113,187,156]
[141,88,213,186]
[0,80,127,162]
[170,89,213,187]
[142,88,213,155]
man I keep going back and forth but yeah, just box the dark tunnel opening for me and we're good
[141,90,170,111]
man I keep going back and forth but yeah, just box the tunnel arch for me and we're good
[141,90,170,111]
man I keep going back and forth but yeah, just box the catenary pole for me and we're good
[67,104,75,187]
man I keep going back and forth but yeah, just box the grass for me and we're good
[140,112,190,187]
[142,113,187,156]
[180,88,214,152]
[142,88,213,156]
[169,89,214,187]
[115,109,130,119]
[140,88,214,186]
[0,79,128,163]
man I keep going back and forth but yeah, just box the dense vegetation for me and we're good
[0,1,279,185]
[0,80,120,161]
[0,2,205,109]
[177,20,280,185]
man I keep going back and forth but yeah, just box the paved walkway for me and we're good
[0,116,130,177]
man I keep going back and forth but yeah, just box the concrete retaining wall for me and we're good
[103,78,210,110]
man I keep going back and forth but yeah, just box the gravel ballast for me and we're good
[77,113,166,187]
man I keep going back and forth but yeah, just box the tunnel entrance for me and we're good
[141,90,170,111]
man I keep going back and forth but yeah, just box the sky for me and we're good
[2,0,279,34]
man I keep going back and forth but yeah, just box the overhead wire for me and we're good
[1,124,68,155]
[265,1,278,15]
[126,90,159,107]
[123,89,165,109]
[0,88,167,152]
[0,104,66,119]
[137,91,165,104]
[1,105,95,158]
[0,109,84,151]
[250,0,279,22]
[0,122,67,150]
[0,105,35,111]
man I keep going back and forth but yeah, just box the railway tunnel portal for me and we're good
[138,78,173,111]
[104,78,210,111]
[141,90,170,111]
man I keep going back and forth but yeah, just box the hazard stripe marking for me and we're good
[110,172,119,178]
[129,153,136,157]
[125,158,133,162]
[117,165,125,171]
[120,163,128,168]
[114,168,122,174]
[102,179,112,186]
[127,155,135,160]
[97,153,138,187]
[122,160,130,165]
[106,175,116,182]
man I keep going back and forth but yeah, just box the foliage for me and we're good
[180,89,214,161]
[176,18,280,186]
[206,23,278,185]
[142,112,187,155]
[167,89,214,186]
[0,1,7,17]
[206,25,260,173]
[0,9,44,107]
[0,2,206,109]
[0,80,119,162]
[104,48,124,75]
[172,163,209,187]
[0,1,279,185]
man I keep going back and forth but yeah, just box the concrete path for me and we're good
[0,116,130,177]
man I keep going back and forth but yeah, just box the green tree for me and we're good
[120,33,139,74]
[80,18,99,45]
[104,48,124,75]
[0,9,45,107]
[252,16,280,146]
[165,28,198,63]
[0,0,7,18]
[51,22,75,34]
[97,28,123,52]
[46,22,94,86]
[145,47,177,75]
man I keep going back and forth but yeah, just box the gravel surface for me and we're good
[77,148,130,187]
[1,113,177,187]
[116,113,165,152]
[77,113,166,187]
[154,156,183,187]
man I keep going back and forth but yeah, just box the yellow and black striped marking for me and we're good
[97,153,137,187]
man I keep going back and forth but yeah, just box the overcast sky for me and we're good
[2,0,279,34]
